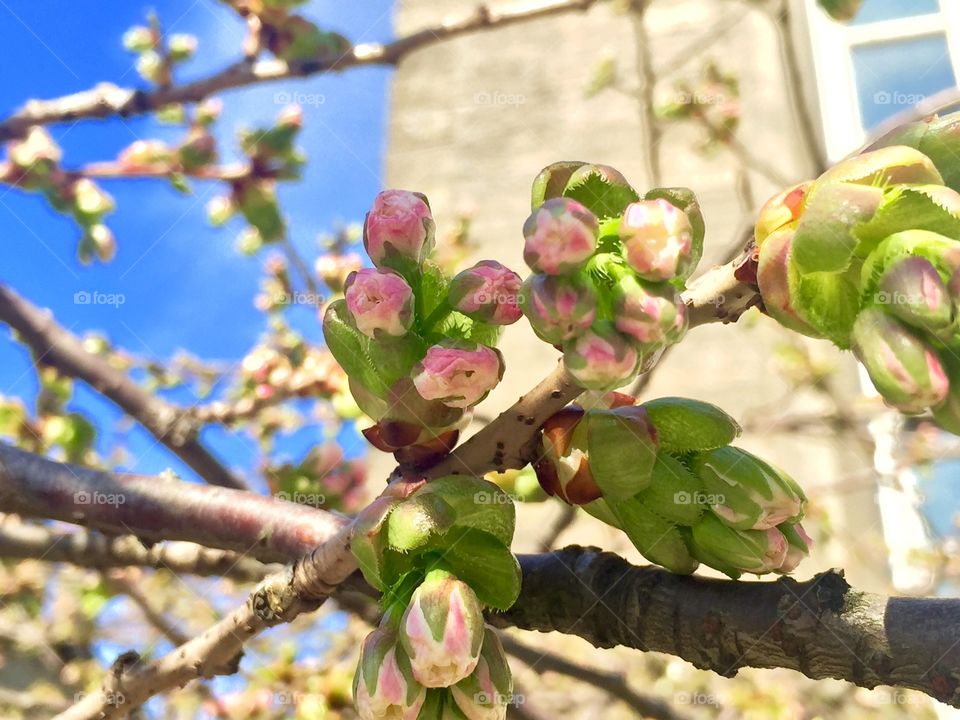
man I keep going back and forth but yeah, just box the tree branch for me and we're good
[6,444,960,707]
[0,0,603,142]
[0,521,274,581]
[495,547,960,707]
[0,282,247,489]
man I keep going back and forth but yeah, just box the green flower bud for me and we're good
[851,307,949,413]
[689,512,788,578]
[634,452,706,526]
[609,496,699,574]
[692,447,805,531]
[876,256,953,332]
[450,627,513,720]
[585,405,658,499]
[122,26,155,53]
[640,397,740,453]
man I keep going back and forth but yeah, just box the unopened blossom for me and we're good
[412,344,504,409]
[344,268,414,338]
[693,446,805,530]
[520,274,597,344]
[877,256,953,331]
[451,627,513,720]
[612,273,686,346]
[619,199,694,282]
[399,569,485,688]
[689,513,789,576]
[851,307,949,413]
[353,626,426,720]
[777,523,812,574]
[364,189,435,267]
[448,260,523,325]
[522,198,598,275]
[563,325,639,391]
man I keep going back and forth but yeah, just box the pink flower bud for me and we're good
[448,260,523,325]
[619,199,694,282]
[777,523,812,574]
[522,198,598,275]
[520,274,597,344]
[533,407,601,505]
[612,273,686,347]
[451,627,513,720]
[399,569,485,688]
[563,325,639,391]
[353,626,426,720]
[344,268,414,338]
[413,344,504,409]
[363,190,435,268]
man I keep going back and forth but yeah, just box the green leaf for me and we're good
[419,260,450,319]
[791,265,861,348]
[563,166,639,219]
[634,452,706,525]
[531,161,586,209]
[416,476,516,546]
[387,494,457,552]
[437,312,502,347]
[431,528,521,610]
[322,300,389,396]
[854,185,960,258]
[641,397,740,453]
[351,497,401,591]
[791,182,883,274]
[608,497,699,574]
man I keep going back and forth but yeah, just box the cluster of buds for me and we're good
[238,335,346,403]
[208,105,305,252]
[324,190,522,465]
[534,393,810,577]
[116,101,220,178]
[0,127,116,263]
[754,129,960,433]
[520,162,703,390]
[123,14,197,86]
[266,443,367,513]
[219,0,351,63]
[351,477,519,720]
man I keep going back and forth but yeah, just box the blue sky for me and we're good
[0,1,395,483]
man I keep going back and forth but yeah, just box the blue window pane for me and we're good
[852,34,956,129]
[851,0,940,25]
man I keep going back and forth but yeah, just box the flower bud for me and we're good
[777,522,812,574]
[413,344,504,409]
[876,256,953,331]
[364,189,435,269]
[585,406,658,498]
[450,627,512,720]
[9,127,61,169]
[344,268,414,339]
[522,198,598,275]
[122,26,155,53]
[851,307,949,413]
[692,446,805,530]
[316,251,364,293]
[563,324,639,391]
[399,569,485,688]
[117,139,173,172]
[612,273,686,347]
[756,228,821,337]
[206,195,235,226]
[520,274,597,344]
[89,224,116,263]
[755,183,809,246]
[619,199,694,282]
[689,513,788,577]
[72,178,115,219]
[533,407,601,505]
[448,261,523,325]
[353,626,426,720]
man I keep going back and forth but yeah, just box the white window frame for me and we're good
[805,0,960,162]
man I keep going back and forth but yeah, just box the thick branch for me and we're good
[0,0,601,142]
[495,547,960,707]
[0,521,273,581]
[0,443,342,564]
[0,283,246,489]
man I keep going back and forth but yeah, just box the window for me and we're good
[805,0,960,161]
